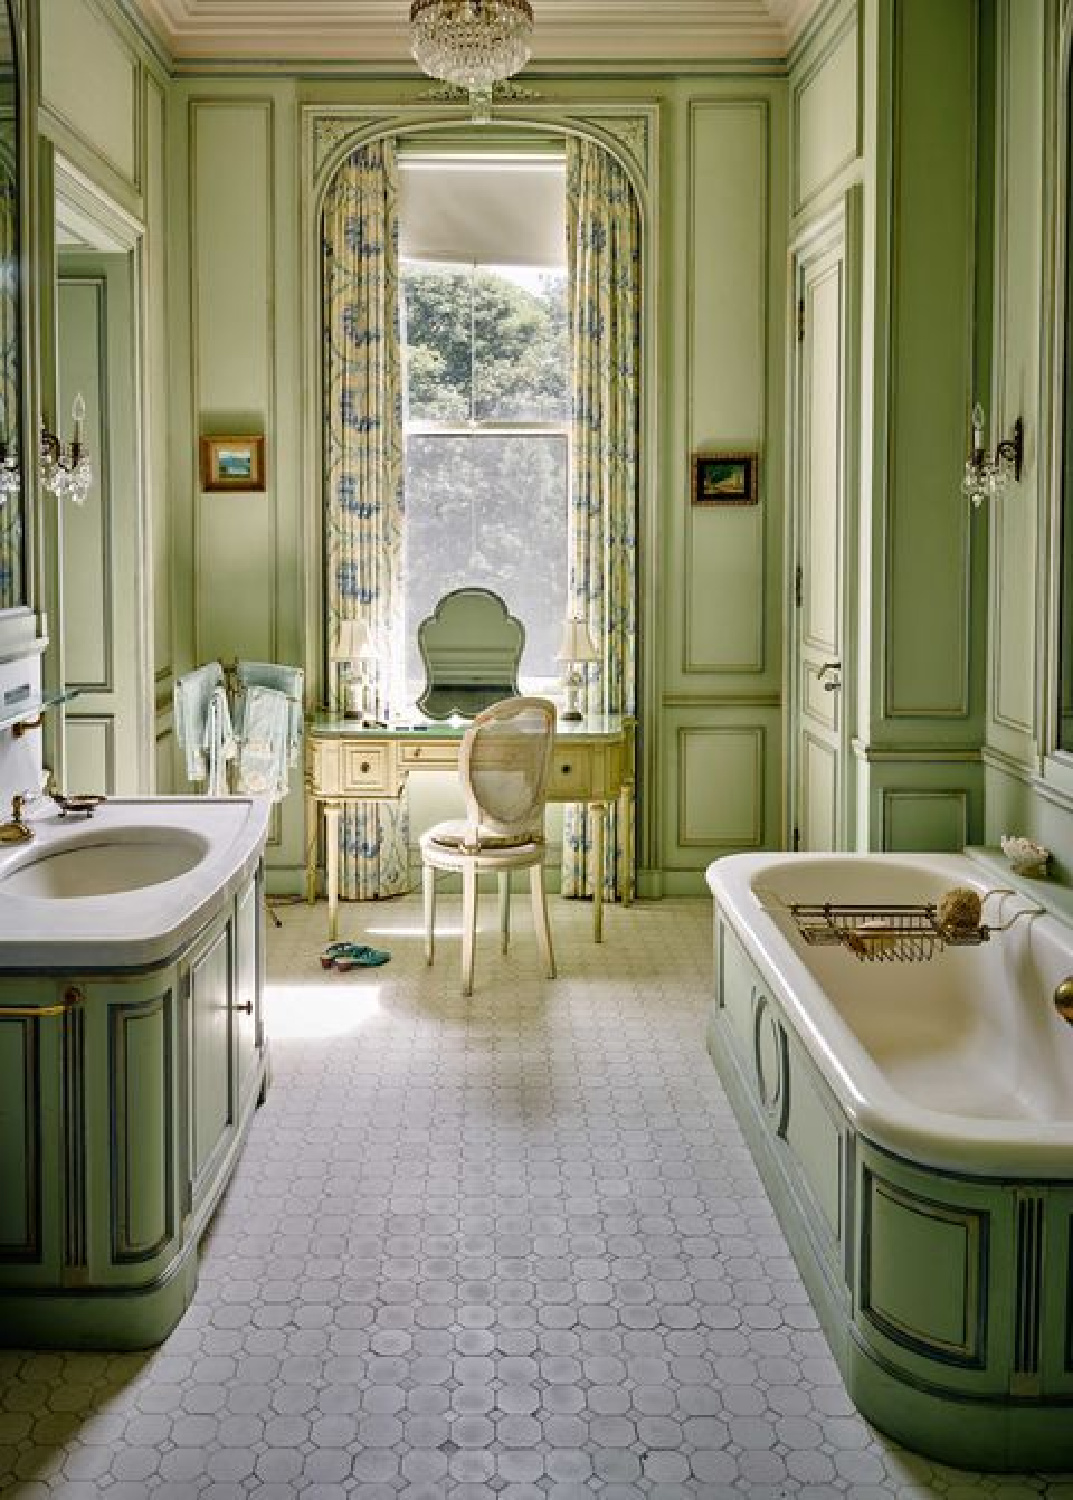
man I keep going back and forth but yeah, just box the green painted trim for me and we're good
[166,59,791,83]
[852,740,983,764]
[108,989,174,1266]
[880,789,970,854]
[58,273,113,694]
[881,2,977,723]
[786,0,855,75]
[683,97,770,677]
[0,1015,40,1261]
[187,96,277,669]
[663,690,780,707]
[675,723,766,849]
[40,0,145,200]
[789,6,858,218]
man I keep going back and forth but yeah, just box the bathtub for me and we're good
[706,849,1073,1471]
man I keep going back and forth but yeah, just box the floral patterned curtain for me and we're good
[322,138,409,899]
[0,164,20,610]
[562,138,639,902]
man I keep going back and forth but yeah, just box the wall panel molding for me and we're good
[684,98,769,677]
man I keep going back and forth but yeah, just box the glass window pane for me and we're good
[402,262,473,422]
[403,433,569,699]
[473,267,569,422]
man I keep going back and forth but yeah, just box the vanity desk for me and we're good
[305,713,635,943]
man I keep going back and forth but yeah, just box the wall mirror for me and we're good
[1061,50,1073,751]
[0,0,23,612]
[416,587,524,719]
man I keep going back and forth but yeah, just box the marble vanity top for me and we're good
[0,795,271,970]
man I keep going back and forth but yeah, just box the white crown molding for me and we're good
[127,0,827,62]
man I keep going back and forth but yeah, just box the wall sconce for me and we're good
[556,615,599,722]
[331,618,373,721]
[40,393,93,506]
[961,402,1024,507]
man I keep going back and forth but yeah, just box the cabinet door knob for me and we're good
[360,760,371,774]
[560,763,571,775]
[234,1000,253,1016]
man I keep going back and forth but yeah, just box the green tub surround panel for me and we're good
[709,911,1073,1471]
[0,863,267,1349]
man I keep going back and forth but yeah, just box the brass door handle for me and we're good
[816,660,842,680]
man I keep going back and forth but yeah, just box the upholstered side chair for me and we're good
[419,696,557,996]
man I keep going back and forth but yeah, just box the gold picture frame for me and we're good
[200,435,266,492]
[692,450,758,506]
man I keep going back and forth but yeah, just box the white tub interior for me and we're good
[743,856,1073,1126]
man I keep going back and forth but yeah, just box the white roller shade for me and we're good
[399,156,566,268]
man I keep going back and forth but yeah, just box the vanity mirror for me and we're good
[0,0,23,612]
[416,587,524,719]
[1061,59,1073,750]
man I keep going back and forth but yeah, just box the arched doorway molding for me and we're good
[301,101,660,876]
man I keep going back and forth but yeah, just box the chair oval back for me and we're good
[459,696,557,839]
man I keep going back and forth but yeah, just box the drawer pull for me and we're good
[560,763,571,775]
[360,760,371,774]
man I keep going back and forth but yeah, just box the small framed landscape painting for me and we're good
[692,451,758,506]
[200,435,265,492]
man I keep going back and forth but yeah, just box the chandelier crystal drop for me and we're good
[409,0,534,117]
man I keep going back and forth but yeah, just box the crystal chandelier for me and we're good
[409,0,534,121]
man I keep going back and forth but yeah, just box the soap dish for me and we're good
[1000,834,1050,878]
[55,793,106,818]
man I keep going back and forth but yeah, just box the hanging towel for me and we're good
[236,660,304,768]
[235,685,291,800]
[174,661,225,783]
[203,685,237,796]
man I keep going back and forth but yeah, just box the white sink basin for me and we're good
[0,827,210,899]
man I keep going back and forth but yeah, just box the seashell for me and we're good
[1000,834,1050,878]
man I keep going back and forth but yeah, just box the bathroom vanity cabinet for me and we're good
[0,861,267,1348]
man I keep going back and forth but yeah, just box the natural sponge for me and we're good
[938,886,982,935]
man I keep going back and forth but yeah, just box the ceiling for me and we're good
[127,0,824,63]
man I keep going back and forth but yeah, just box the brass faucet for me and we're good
[0,794,34,844]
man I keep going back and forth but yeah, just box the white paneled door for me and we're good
[58,258,149,796]
[789,208,852,852]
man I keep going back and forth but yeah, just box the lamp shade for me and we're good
[332,618,369,663]
[556,616,598,663]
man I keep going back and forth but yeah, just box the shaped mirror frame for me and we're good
[416,587,524,720]
[0,0,22,612]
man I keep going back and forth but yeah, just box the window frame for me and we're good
[400,256,572,696]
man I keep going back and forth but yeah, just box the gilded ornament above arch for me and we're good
[311,104,654,197]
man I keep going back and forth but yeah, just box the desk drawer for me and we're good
[547,747,593,799]
[400,740,458,770]
[341,745,393,795]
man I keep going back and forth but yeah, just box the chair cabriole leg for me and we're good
[498,871,510,953]
[461,863,478,996]
[530,862,555,979]
[423,861,436,966]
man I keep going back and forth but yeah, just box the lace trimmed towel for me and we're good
[235,685,291,800]
[203,685,237,796]
[235,660,304,768]
[174,661,225,784]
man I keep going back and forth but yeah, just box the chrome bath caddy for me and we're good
[767,892,1044,964]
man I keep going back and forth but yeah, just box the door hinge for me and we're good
[794,563,803,608]
[792,826,801,852]
[797,297,806,342]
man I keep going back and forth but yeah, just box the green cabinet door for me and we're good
[188,920,234,1204]
[234,866,263,1112]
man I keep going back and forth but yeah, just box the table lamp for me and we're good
[556,615,599,722]
[331,618,371,720]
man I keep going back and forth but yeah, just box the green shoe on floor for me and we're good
[322,942,390,971]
